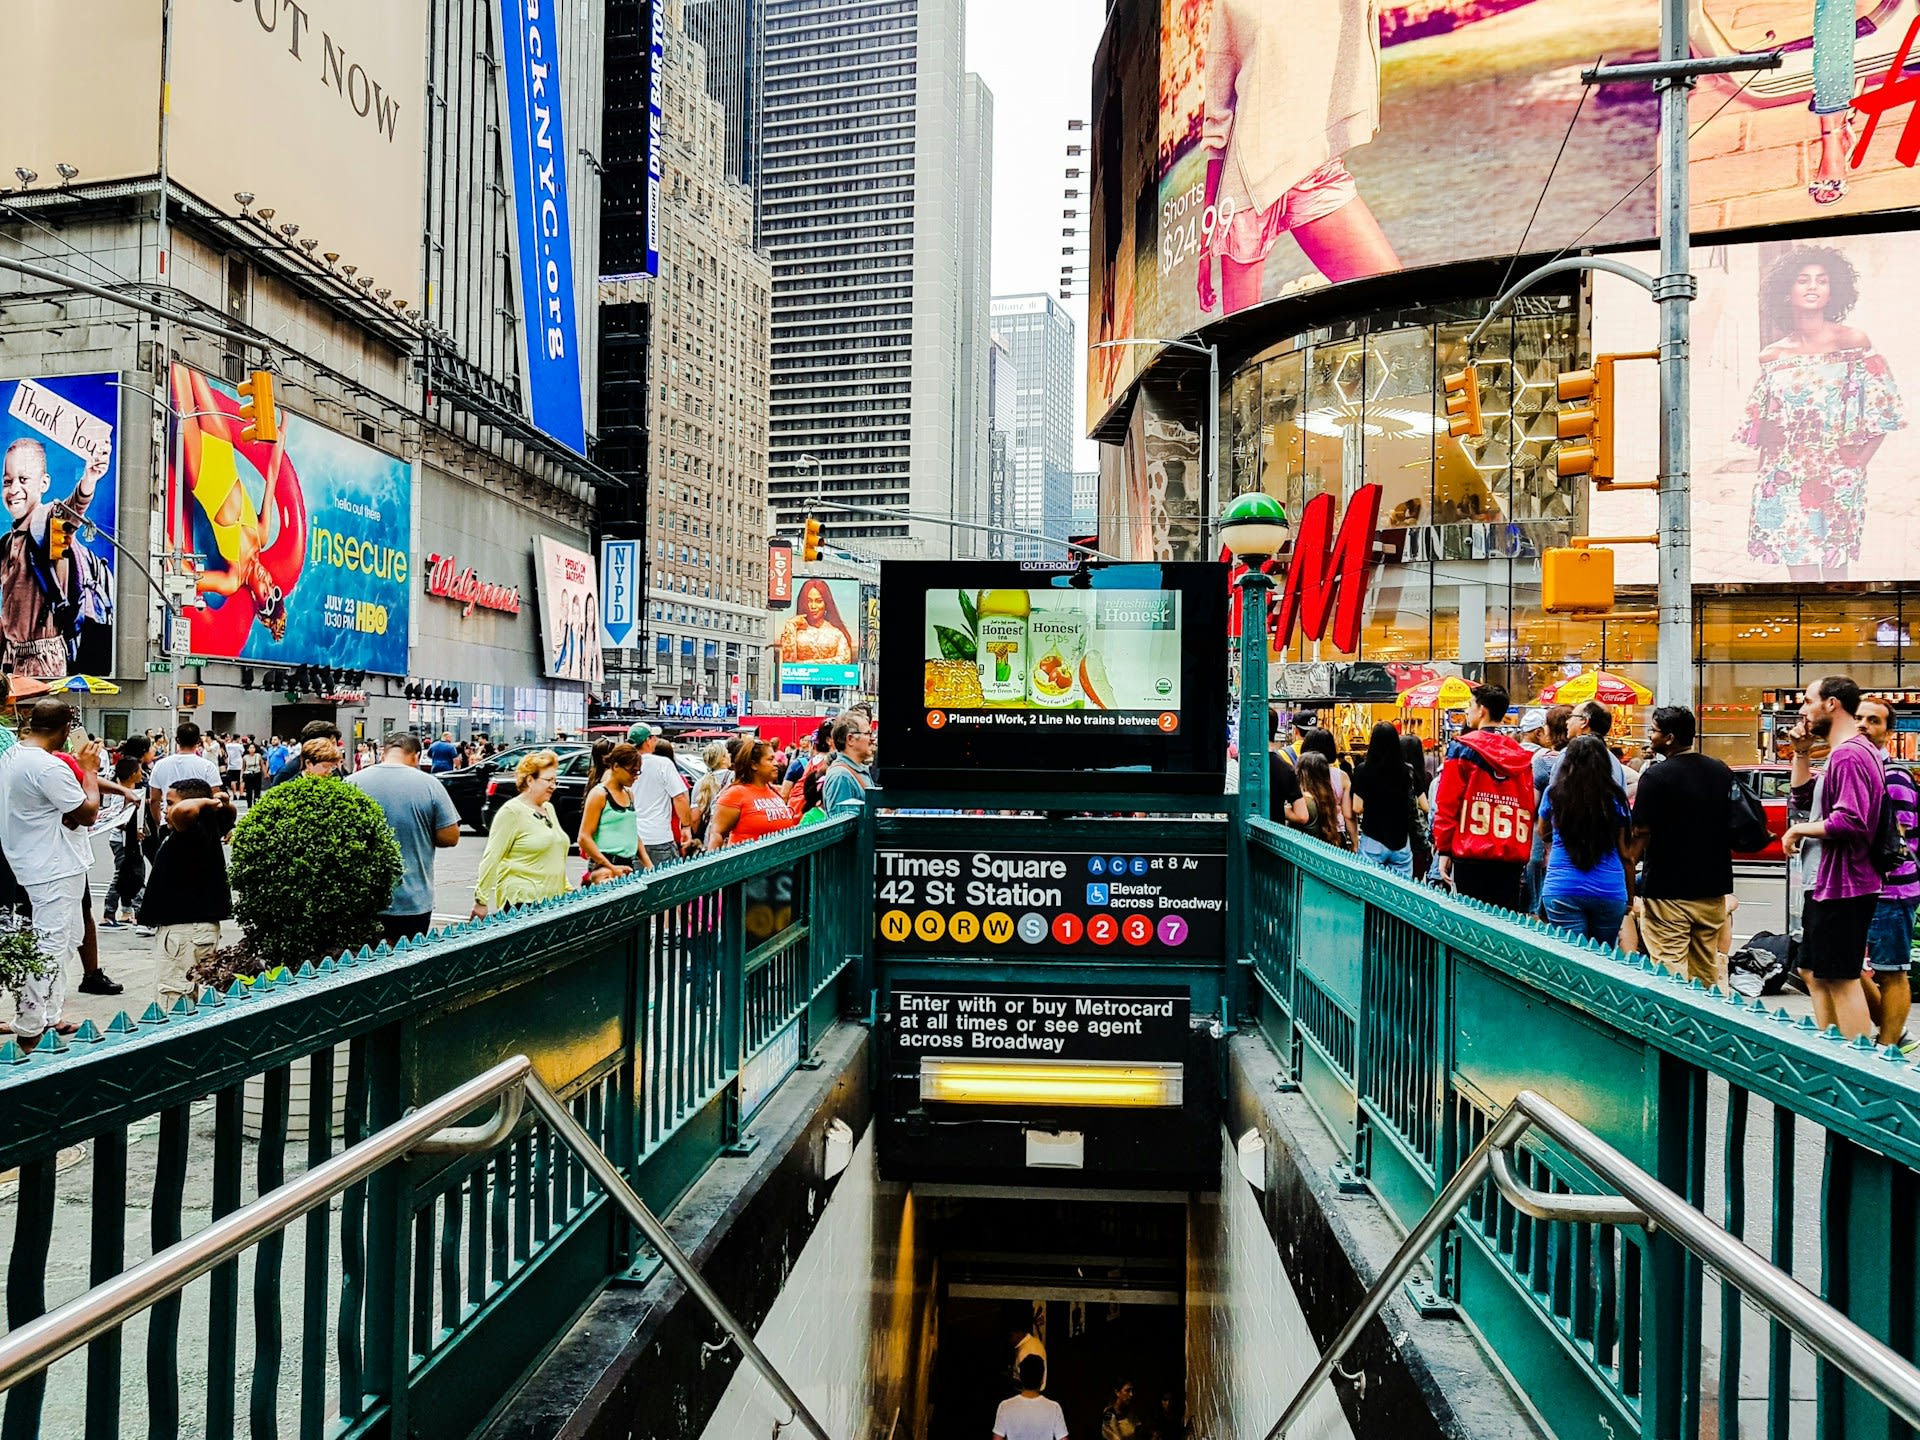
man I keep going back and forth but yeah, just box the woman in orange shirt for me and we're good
[706,741,798,849]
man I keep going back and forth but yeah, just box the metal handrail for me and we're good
[0,1056,834,1440]
[1265,1089,1920,1439]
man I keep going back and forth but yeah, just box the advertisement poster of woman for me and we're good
[777,578,859,668]
[1591,233,1917,585]
[1689,0,1920,230]
[166,363,412,673]
[535,536,605,687]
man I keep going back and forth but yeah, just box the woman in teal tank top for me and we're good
[578,743,642,877]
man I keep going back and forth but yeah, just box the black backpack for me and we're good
[1871,763,1913,878]
[1727,774,1772,855]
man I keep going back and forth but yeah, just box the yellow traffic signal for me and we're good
[1542,545,1615,613]
[237,369,278,444]
[1556,357,1615,482]
[178,684,206,709]
[1442,364,1483,439]
[802,516,822,564]
[48,514,74,563]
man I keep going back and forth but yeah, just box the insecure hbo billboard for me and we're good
[166,365,412,674]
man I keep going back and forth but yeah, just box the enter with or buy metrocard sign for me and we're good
[873,846,1226,958]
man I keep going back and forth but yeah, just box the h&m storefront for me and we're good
[1087,0,1920,766]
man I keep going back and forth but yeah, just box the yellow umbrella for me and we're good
[1397,676,1475,708]
[52,675,121,695]
[1538,670,1651,706]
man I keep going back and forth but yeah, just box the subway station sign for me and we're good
[893,981,1190,1061]
[873,846,1225,958]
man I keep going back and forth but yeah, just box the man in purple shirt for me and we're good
[1783,676,1885,1039]
[1859,696,1919,1047]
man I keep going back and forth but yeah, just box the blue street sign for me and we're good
[601,539,638,647]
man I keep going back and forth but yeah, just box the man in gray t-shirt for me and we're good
[347,734,460,944]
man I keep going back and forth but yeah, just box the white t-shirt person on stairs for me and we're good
[994,1355,1067,1440]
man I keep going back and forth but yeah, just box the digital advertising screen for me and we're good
[1089,0,1920,429]
[1591,231,1917,584]
[776,574,861,687]
[878,561,1229,795]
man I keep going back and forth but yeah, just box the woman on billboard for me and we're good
[777,579,856,665]
[171,366,299,648]
[1194,0,1400,315]
[1738,246,1905,581]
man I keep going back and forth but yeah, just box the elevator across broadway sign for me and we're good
[873,846,1225,958]
[892,982,1190,1061]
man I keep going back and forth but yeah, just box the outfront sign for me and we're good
[496,0,586,454]
[873,846,1225,958]
[893,981,1190,1061]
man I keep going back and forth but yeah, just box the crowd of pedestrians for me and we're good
[0,703,880,1047]
[1266,675,1915,1045]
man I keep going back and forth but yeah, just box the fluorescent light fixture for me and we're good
[918,1058,1183,1109]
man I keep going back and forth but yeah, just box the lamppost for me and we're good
[1090,337,1220,510]
[1218,492,1291,825]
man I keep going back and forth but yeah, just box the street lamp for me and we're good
[1090,337,1220,524]
[1219,492,1290,824]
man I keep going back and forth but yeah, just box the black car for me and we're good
[480,749,710,847]
[444,742,587,832]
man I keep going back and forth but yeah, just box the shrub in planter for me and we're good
[228,777,403,969]
[0,913,55,1007]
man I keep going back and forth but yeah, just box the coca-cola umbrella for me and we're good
[1538,670,1652,706]
[1397,676,1475,709]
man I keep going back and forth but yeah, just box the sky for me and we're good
[965,0,1108,469]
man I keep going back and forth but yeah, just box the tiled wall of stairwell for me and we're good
[1187,1129,1356,1440]
[699,1124,936,1440]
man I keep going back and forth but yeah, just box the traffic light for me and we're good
[1542,545,1615,613]
[48,513,74,563]
[1556,358,1615,482]
[237,369,278,444]
[1442,363,1484,439]
[178,684,206,709]
[802,515,822,564]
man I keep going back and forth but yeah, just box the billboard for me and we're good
[776,576,861,687]
[1592,233,1916,584]
[535,536,604,685]
[166,365,411,673]
[0,374,119,680]
[1689,0,1920,230]
[497,0,588,455]
[768,539,795,608]
[1088,0,1920,427]
[601,538,639,648]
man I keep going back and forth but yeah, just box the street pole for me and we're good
[1464,46,1778,711]
[1238,568,1272,824]
[1654,0,1697,711]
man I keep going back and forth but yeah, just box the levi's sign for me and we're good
[423,553,522,617]
[893,982,1189,1061]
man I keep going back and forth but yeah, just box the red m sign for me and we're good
[1227,483,1382,656]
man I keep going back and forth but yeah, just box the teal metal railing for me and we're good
[1246,819,1920,1440]
[0,816,861,1440]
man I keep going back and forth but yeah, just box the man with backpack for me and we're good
[1782,676,1885,1041]
[1631,706,1741,990]
[1857,696,1918,1047]
[1431,684,1535,911]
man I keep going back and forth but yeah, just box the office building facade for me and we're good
[990,294,1077,559]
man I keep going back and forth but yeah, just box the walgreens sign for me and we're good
[423,552,523,618]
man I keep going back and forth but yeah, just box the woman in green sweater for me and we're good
[470,750,568,917]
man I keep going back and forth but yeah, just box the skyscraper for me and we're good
[601,0,775,708]
[988,333,1018,560]
[990,294,1078,559]
[754,0,974,556]
[954,74,995,559]
[684,0,765,192]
